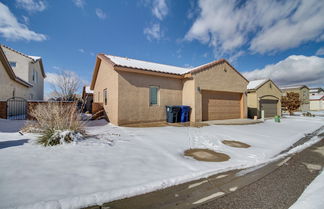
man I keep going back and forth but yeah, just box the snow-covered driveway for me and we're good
[0,117,323,209]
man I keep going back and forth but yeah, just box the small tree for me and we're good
[282,92,301,115]
[50,71,81,101]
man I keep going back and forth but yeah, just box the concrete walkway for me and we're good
[84,127,323,209]
[202,118,262,125]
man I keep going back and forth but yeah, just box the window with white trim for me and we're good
[149,86,159,105]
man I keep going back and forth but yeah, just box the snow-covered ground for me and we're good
[289,169,324,209]
[0,117,323,209]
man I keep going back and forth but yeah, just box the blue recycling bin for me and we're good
[179,105,190,122]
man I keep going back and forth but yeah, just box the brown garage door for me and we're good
[202,91,242,120]
[260,99,278,117]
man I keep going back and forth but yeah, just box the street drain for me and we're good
[222,140,250,148]
[184,149,230,162]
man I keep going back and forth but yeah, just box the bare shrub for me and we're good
[49,71,81,101]
[27,102,85,146]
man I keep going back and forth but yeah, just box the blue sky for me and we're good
[0,0,324,95]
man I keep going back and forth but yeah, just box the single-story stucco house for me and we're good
[90,54,248,125]
[247,79,282,118]
[0,45,46,101]
[281,85,310,112]
[309,88,324,111]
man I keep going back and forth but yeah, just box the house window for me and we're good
[98,91,101,102]
[149,86,159,105]
[103,89,108,105]
[30,94,33,100]
[269,83,272,88]
[32,69,38,84]
[9,61,16,67]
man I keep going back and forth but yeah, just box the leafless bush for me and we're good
[25,102,86,146]
[50,71,82,101]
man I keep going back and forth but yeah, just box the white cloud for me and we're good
[144,23,163,41]
[78,48,85,53]
[152,0,168,20]
[186,0,324,56]
[16,0,46,12]
[0,3,46,41]
[22,15,29,24]
[72,0,85,8]
[315,47,324,56]
[243,55,324,87]
[95,8,107,20]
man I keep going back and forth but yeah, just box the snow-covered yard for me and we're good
[0,117,323,209]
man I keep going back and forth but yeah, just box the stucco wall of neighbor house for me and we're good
[192,62,248,121]
[0,62,30,100]
[117,69,183,125]
[282,87,310,111]
[182,78,196,122]
[28,61,44,100]
[253,80,282,118]
[1,46,30,82]
[93,60,119,125]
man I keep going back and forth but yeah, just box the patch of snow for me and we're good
[0,119,27,132]
[85,86,93,94]
[106,55,192,75]
[289,169,324,209]
[0,117,323,209]
[247,79,268,90]
[28,55,41,61]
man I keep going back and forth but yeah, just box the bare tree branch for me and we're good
[50,71,81,101]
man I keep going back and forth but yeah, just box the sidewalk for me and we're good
[85,128,324,209]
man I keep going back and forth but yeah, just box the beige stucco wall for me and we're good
[247,92,257,108]
[247,80,282,118]
[28,61,44,100]
[93,60,119,125]
[192,62,248,122]
[182,78,196,121]
[117,70,183,125]
[1,46,44,100]
[0,62,29,100]
[2,46,30,81]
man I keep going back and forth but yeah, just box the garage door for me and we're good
[202,91,242,120]
[260,99,277,117]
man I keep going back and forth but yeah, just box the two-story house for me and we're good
[309,88,324,111]
[0,45,46,101]
[281,85,310,112]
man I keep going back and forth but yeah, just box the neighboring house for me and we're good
[247,79,282,118]
[0,46,32,100]
[0,45,46,101]
[90,54,248,125]
[281,85,310,112]
[82,86,94,113]
[309,88,324,111]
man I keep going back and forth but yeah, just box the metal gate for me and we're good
[7,97,27,120]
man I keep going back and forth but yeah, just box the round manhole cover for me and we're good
[222,140,250,148]
[184,149,230,162]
